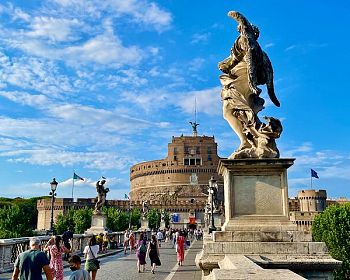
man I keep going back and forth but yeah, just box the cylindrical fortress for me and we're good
[297,189,327,212]
[130,135,223,202]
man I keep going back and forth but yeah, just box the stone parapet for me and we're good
[0,231,138,274]
[203,241,329,255]
[203,255,306,280]
[213,230,312,242]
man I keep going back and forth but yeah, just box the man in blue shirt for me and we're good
[12,237,52,280]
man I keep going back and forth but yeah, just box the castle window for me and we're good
[207,146,212,154]
[184,157,201,166]
[174,156,177,161]
[196,147,200,154]
[208,155,212,161]
[174,147,177,154]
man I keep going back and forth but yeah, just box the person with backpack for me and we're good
[136,232,147,273]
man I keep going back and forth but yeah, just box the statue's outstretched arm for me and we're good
[228,11,250,27]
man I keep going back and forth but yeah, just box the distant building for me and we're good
[37,125,225,230]
[130,134,223,202]
[289,189,350,232]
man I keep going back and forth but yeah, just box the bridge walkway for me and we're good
[0,239,203,280]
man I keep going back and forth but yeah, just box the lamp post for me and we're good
[208,176,217,234]
[128,202,132,230]
[49,178,58,234]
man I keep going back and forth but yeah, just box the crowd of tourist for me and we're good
[11,227,203,279]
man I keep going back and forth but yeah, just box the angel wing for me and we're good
[262,51,280,107]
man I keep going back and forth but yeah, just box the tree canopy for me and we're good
[312,203,350,279]
[0,197,43,238]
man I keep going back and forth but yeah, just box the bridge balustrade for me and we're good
[0,230,148,273]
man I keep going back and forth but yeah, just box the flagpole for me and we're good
[72,170,75,201]
[310,171,313,189]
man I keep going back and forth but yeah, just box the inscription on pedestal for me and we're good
[234,175,282,216]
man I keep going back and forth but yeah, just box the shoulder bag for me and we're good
[89,246,100,269]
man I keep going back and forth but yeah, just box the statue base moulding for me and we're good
[85,213,108,235]
[196,159,341,280]
[138,218,149,231]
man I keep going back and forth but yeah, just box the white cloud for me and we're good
[0,91,49,107]
[13,7,31,21]
[3,149,133,170]
[176,87,222,116]
[0,53,73,96]
[264,43,275,49]
[27,17,81,42]
[285,45,296,52]
[188,58,205,72]
[64,33,142,67]
[191,32,210,44]
[49,0,172,30]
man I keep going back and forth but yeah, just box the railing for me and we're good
[0,231,149,273]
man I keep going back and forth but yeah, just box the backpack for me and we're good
[139,242,147,253]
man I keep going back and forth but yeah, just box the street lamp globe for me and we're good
[50,178,58,192]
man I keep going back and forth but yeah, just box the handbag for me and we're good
[89,246,100,269]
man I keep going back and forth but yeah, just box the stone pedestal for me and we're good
[213,213,222,229]
[160,220,166,230]
[219,158,294,232]
[196,159,341,280]
[85,214,108,234]
[139,217,149,231]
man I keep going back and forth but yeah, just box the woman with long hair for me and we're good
[136,232,147,273]
[44,235,70,280]
[83,235,100,280]
[148,234,161,274]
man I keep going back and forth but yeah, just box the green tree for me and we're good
[162,211,170,228]
[312,203,350,279]
[0,204,34,238]
[55,210,74,235]
[147,208,160,230]
[105,207,129,231]
[130,208,141,230]
[73,207,92,234]
[55,207,92,234]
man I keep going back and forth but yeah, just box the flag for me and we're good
[311,169,319,179]
[73,172,84,181]
[124,194,130,200]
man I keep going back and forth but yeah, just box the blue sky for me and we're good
[0,0,349,200]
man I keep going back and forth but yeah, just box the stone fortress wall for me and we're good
[289,189,328,231]
[298,189,327,212]
[130,135,223,202]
